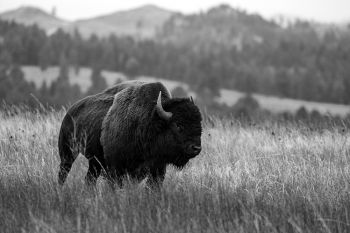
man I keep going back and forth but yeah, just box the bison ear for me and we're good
[156,91,172,121]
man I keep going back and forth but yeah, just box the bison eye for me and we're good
[174,123,184,133]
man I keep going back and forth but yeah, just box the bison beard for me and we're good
[57,80,202,188]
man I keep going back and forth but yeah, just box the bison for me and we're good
[58,80,202,187]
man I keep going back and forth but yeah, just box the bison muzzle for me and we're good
[57,80,202,187]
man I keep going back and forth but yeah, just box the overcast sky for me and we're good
[0,0,349,23]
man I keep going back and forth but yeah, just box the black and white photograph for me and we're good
[0,0,350,232]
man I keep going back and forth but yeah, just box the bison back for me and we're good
[58,80,151,159]
[58,94,115,159]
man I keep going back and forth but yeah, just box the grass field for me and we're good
[1,107,350,233]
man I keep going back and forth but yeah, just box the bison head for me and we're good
[153,92,202,168]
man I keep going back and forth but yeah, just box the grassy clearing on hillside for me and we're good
[218,89,350,117]
[1,108,350,233]
[22,66,350,116]
[22,66,126,92]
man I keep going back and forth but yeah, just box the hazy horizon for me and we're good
[0,0,349,23]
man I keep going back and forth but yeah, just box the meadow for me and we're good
[1,107,350,233]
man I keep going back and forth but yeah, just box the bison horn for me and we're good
[156,91,172,120]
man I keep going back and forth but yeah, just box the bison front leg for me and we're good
[103,167,124,190]
[147,165,166,189]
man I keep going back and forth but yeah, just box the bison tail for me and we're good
[57,126,79,185]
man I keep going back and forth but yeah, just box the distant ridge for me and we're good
[158,4,350,49]
[66,4,175,38]
[0,4,348,39]
[0,6,69,33]
[0,4,175,38]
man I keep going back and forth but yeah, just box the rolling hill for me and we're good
[66,4,174,38]
[158,4,282,49]
[0,5,174,38]
[0,6,68,34]
[158,4,350,50]
[1,4,348,41]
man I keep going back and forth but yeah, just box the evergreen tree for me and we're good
[87,66,107,95]
[38,41,54,70]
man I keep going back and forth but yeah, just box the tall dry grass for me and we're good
[1,107,350,233]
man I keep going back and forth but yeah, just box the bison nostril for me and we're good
[191,145,201,153]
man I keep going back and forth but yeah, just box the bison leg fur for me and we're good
[147,166,166,189]
[58,161,74,185]
[85,157,104,186]
[58,156,75,185]
[58,146,77,185]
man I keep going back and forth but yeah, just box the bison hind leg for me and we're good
[58,148,77,185]
[58,132,80,185]
[85,156,105,186]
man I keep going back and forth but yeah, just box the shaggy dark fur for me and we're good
[58,81,202,187]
